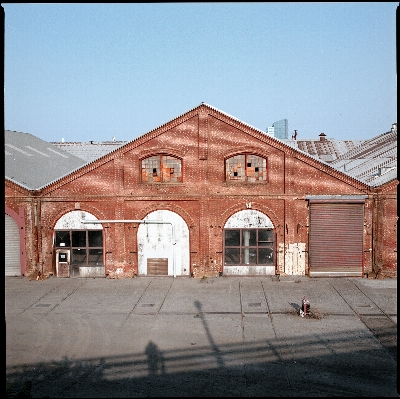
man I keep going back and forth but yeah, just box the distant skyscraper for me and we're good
[272,119,288,139]
[267,127,274,136]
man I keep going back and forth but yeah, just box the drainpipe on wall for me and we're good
[371,194,379,276]
[33,197,43,278]
[33,201,38,265]
[81,219,177,277]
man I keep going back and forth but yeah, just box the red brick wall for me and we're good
[374,181,398,277]
[5,105,397,278]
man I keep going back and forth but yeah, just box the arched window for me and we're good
[226,154,267,182]
[142,155,182,183]
[223,210,275,270]
[224,228,274,265]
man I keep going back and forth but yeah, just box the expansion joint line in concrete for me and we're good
[261,280,294,393]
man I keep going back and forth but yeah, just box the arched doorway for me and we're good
[138,210,190,276]
[54,211,104,277]
[223,209,275,276]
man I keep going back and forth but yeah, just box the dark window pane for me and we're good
[224,227,275,267]
[225,230,240,246]
[258,229,273,245]
[72,248,87,264]
[242,248,257,264]
[224,248,240,265]
[72,231,86,247]
[88,249,103,266]
[258,248,274,265]
[71,248,87,276]
[55,231,70,247]
[88,230,103,247]
[242,230,256,246]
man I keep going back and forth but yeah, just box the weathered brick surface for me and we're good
[4,105,397,278]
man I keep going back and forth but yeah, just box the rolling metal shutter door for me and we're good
[309,203,364,277]
[5,214,21,276]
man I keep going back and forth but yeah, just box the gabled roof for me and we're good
[5,105,397,190]
[51,141,127,163]
[5,130,87,190]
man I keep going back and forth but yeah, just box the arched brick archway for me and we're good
[223,209,276,276]
[137,210,190,276]
[54,210,104,277]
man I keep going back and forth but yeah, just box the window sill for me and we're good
[141,182,185,185]
[224,181,269,185]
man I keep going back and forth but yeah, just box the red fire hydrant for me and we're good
[302,296,310,316]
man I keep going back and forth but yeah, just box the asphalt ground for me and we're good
[5,275,398,397]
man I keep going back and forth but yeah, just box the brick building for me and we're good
[5,104,397,279]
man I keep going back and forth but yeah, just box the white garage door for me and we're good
[5,214,21,276]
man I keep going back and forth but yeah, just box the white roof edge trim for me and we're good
[5,176,34,190]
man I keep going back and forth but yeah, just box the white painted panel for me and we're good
[5,214,21,276]
[138,210,190,276]
[224,209,273,228]
[223,266,275,276]
[284,242,306,275]
[54,211,101,229]
[79,267,105,278]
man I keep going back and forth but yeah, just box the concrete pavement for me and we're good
[6,275,398,397]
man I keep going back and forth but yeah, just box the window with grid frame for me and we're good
[225,154,267,182]
[54,230,103,266]
[141,155,182,183]
[224,228,274,265]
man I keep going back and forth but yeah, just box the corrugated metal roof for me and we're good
[5,130,87,190]
[51,141,127,163]
[282,127,397,187]
[281,138,366,160]
[363,167,397,187]
[329,130,397,186]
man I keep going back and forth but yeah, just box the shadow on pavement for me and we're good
[6,325,397,397]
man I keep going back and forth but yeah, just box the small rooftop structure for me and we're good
[282,125,397,187]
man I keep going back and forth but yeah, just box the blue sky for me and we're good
[3,3,398,142]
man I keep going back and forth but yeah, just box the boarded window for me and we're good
[147,258,168,275]
[226,154,267,182]
[142,155,182,183]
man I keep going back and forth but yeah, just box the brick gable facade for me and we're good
[5,104,397,278]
